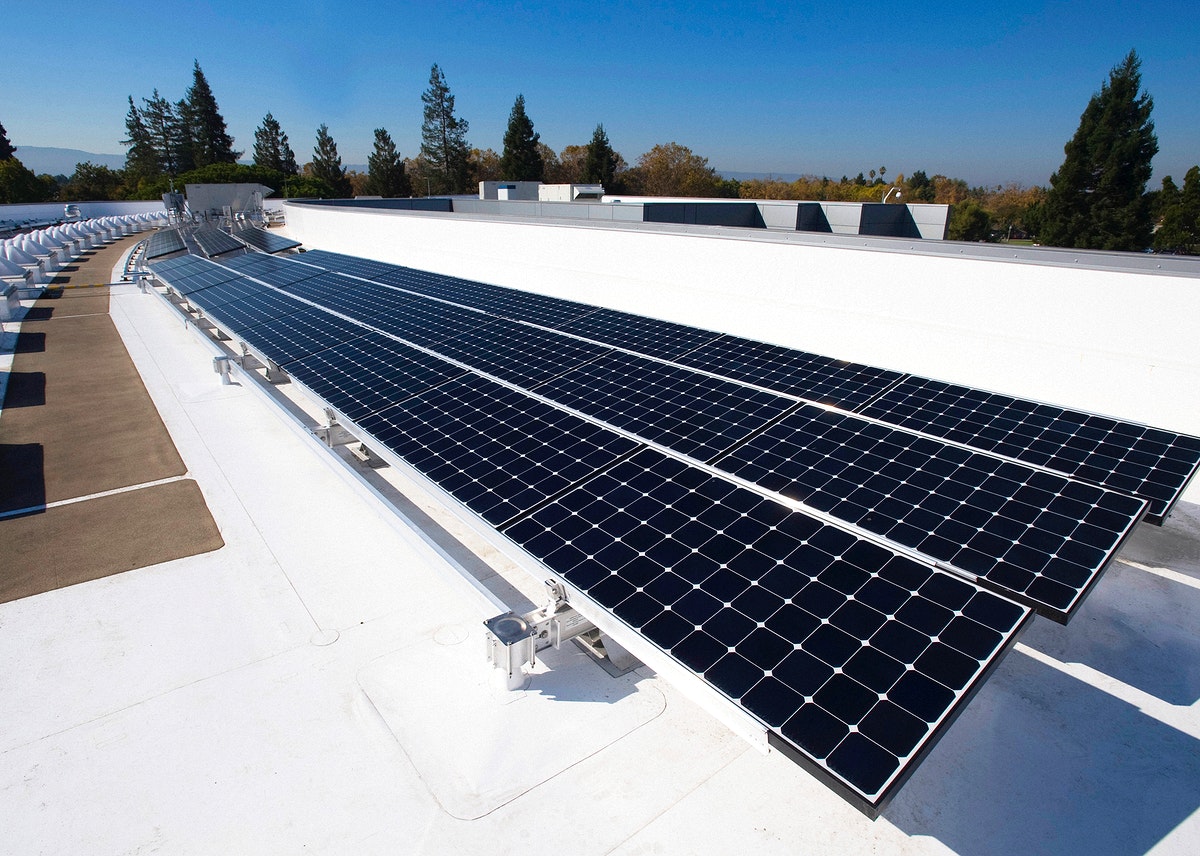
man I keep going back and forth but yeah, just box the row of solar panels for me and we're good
[146,249,1196,816]
[143,225,300,261]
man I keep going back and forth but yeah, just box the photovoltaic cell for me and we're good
[222,252,324,287]
[284,331,470,422]
[713,404,1146,621]
[531,350,796,462]
[237,226,302,254]
[429,318,613,387]
[354,373,640,526]
[193,227,245,258]
[552,306,723,361]
[192,287,314,340]
[858,378,1200,524]
[144,228,186,259]
[502,446,1032,816]
[299,249,399,281]
[150,255,242,296]
[236,304,371,365]
[676,334,905,409]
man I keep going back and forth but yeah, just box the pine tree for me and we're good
[254,112,298,175]
[182,60,240,168]
[311,124,352,197]
[420,64,471,194]
[1041,50,1158,251]
[365,127,411,198]
[0,119,15,161]
[141,90,183,175]
[499,94,543,181]
[122,96,161,182]
[1154,166,1200,254]
[583,124,620,188]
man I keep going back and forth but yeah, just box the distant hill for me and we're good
[719,170,803,182]
[15,146,126,176]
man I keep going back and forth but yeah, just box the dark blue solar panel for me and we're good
[237,305,371,365]
[193,288,314,340]
[150,255,242,295]
[430,318,612,387]
[237,227,301,253]
[858,378,1200,525]
[222,252,324,286]
[299,249,399,281]
[552,306,722,361]
[502,446,1032,816]
[284,331,469,422]
[145,228,186,259]
[355,373,640,526]
[531,350,795,462]
[714,404,1146,622]
[677,334,905,410]
[193,227,244,258]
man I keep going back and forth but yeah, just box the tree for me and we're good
[1154,166,1200,254]
[630,142,722,197]
[468,148,501,184]
[122,96,160,183]
[948,199,992,241]
[0,158,52,203]
[141,89,185,175]
[554,144,587,184]
[0,119,15,161]
[905,169,936,202]
[180,60,240,169]
[310,124,353,197]
[1041,50,1158,251]
[583,124,621,189]
[253,112,299,175]
[420,63,471,194]
[63,162,125,201]
[365,127,412,197]
[499,94,543,181]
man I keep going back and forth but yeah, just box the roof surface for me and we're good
[1,238,1198,855]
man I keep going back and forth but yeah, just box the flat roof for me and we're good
[1,235,1198,853]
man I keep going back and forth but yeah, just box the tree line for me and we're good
[1,53,1196,254]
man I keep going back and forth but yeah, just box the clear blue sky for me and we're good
[4,0,1197,186]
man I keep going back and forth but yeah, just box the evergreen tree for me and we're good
[311,124,352,197]
[420,63,471,194]
[1154,166,1200,254]
[141,89,184,175]
[499,94,543,181]
[182,60,240,168]
[0,119,15,160]
[122,96,161,182]
[1041,50,1158,251]
[253,112,298,175]
[365,127,411,198]
[583,123,620,188]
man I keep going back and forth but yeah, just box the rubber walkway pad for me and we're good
[0,301,186,512]
[0,479,224,604]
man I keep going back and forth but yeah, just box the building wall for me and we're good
[283,203,1200,465]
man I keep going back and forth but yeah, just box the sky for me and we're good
[3,0,1197,187]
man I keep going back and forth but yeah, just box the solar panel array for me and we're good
[193,226,245,258]
[146,247,1196,816]
[144,228,186,260]
[236,226,302,254]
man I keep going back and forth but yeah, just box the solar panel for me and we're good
[298,249,399,281]
[144,228,186,259]
[222,252,324,287]
[676,334,905,410]
[149,255,242,296]
[284,331,471,422]
[713,404,1146,622]
[858,378,1200,524]
[501,446,1033,816]
[235,305,372,365]
[355,373,641,526]
[552,306,723,361]
[193,226,245,258]
[530,350,796,462]
[237,226,301,254]
[429,318,613,388]
[192,287,315,339]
